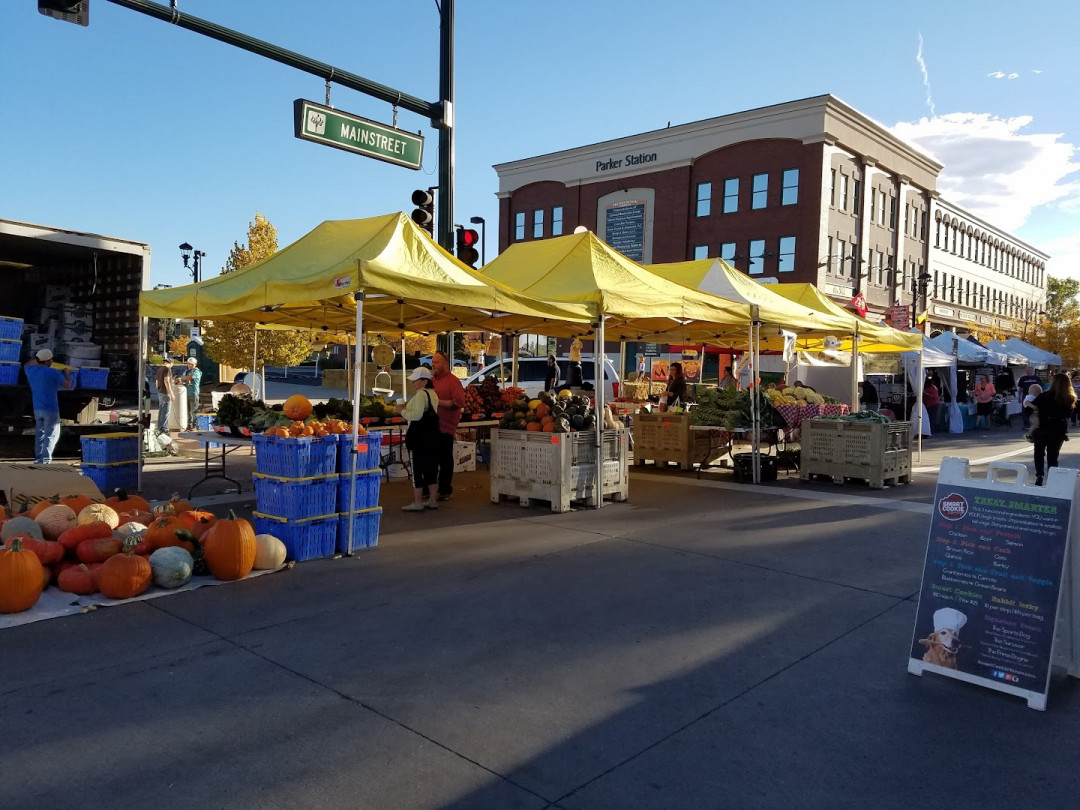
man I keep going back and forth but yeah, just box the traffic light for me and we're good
[38,0,88,25]
[410,189,435,236]
[456,227,480,268]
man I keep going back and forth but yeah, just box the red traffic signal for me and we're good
[456,227,480,267]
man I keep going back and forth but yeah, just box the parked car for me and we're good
[418,354,468,369]
[464,355,620,400]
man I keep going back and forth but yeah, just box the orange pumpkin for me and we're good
[202,510,256,581]
[0,536,45,613]
[145,515,193,552]
[154,493,194,516]
[282,394,313,421]
[58,563,97,595]
[178,509,218,540]
[104,490,152,514]
[96,538,152,599]
[59,494,96,515]
[27,498,59,519]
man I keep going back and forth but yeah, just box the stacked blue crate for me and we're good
[80,433,140,492]
[0,317,23,386]
[336,431,383,553]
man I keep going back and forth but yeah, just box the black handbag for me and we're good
[405,390,438,451]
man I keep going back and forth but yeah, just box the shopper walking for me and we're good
[973,374,996,430]
[1031,372,1076,486]
[155,358,176,433]
[398,368,440,512]
[23,348,71,464]
[429,351,465,501]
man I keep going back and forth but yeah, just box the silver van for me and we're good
[464,355,621,400]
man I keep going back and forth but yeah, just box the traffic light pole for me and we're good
[100,0,455,251]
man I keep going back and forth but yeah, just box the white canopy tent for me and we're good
[985,340,1032,367]
[927,331,991,365]
[902,339,962,458]
[998,337,1062,369]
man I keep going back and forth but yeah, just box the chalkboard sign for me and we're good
[604,200,646,261]
[908,459,1075,710]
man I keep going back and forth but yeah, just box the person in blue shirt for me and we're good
[24,348,71,465]
[180,358,203,430]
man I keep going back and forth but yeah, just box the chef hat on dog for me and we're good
[933,608,967,634]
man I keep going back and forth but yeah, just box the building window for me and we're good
[781,169,799,205]
[552,206,563,236]
[778,236,796,272]
[723,178,739,213]
[870,189,877,221]
[514,212,526,241]
[752,173,768,209]
[878,191,887,225]
[696,182,712,217]
[693,245,709,260]
[877,251,885,285]
[720,242,736,264]
[533,209,544,239]
[748,239,766,275]
[830,169,837,207]
[837,239,847,277]
[827,236,834,274]
[852,179,861,216]
[839,174,849,211]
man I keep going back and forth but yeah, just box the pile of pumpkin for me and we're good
[260,394,365,439]
[0,491,288,615]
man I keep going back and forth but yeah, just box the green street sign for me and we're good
[293,99,424,170]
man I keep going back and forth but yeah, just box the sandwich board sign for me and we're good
[908,458,1077,710]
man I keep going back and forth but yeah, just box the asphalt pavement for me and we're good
[3,425,1079,809]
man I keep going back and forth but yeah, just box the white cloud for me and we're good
[892,113,1080,232]
[988,71,1006,79]
[1008,72,1019,79]
[916,34,935,115]
[1032,69,1043,74]
[1044,232,1080,282]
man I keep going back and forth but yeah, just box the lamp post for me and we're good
[916,271,932,333]
[179,242,206,327]
[469,215,486,265]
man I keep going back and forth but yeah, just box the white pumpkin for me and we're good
[253,534,287,570]
[35,504,78,540]
[114,522,148,540]
[148,546,194,589]
[78,503,120,529]
[1,516,44,543]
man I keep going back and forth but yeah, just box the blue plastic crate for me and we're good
[77,366,109,389]
[195,413,222,448]
[0,339,20,363]
[80,432,140,464]
[337,470,382,511]
[253,512,338,561]
[253,472,338,520]
[0,362,18,386]
[0,317,22,341]
[337,507,382,553]
[80,462,139,491]
[336,431,383,473]
[252,433,337,478]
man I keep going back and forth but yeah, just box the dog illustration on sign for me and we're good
[919,608,967,669]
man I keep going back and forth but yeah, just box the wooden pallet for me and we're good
[800,470,911,489]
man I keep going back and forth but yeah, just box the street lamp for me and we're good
[179,242,206,284]
[469,215,486,266]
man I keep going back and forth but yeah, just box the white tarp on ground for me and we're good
[903,340,962,435]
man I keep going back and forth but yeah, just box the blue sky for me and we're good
[2,0,1077,288]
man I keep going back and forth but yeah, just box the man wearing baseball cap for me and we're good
[24,348,72,464]
[179,357,202,431]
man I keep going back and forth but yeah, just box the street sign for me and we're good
[293,99,423,170]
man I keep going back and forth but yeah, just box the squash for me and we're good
[27,498,59,519]
[0,504,6,520]
[117,509,155,527]
[5,535,64,567]
[202,510,256,581]
[78,503,120,529]
[0,536,45,613]
[114,522,148,540]
[154,493,194,516]
[104,489,151,514]
[253,533,287,570]
[58,521,113,554]
[96,537,152,599]
[148,546,194,589]
[1,516,44,543]
[35,504,78,540]
[145,515,192,552]
[57,563,98,595]
[178,509,218,540]
[76,536,123,564]
[282,394,313,421]
[58,494,96,515]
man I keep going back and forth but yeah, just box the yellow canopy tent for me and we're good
[771,284,922,353]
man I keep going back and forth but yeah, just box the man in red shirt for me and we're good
[429,351,465,501]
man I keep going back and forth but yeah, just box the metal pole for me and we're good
[348,293,365,555]
[137,315,147,490]
[595,318,605,509]
[400,335,407,398]
[437,0,455,251]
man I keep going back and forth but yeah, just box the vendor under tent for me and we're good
[996,337,1062,370]
[141,212,598,547]
[903,339,962,458]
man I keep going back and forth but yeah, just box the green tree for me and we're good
[1037,277,1080,367]
[203,213,315,369]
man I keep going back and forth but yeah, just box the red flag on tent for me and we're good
[850,292,868,317]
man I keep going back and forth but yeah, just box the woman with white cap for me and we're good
[397,367,440,512]
[179,357,202,430]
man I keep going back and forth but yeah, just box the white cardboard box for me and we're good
[453,440,476,473]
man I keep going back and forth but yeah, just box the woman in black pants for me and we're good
[1031,372,1077,486]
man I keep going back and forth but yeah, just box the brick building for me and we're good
[494,94,1046,338]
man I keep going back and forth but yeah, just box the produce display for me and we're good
[818,410,893,423]
[0,489,282,615]
[214,393,393,436]
[691,387,784,430]
[763,386,840,406]
[497,389,596,433]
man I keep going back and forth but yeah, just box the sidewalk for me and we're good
[4,424,1078,808]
